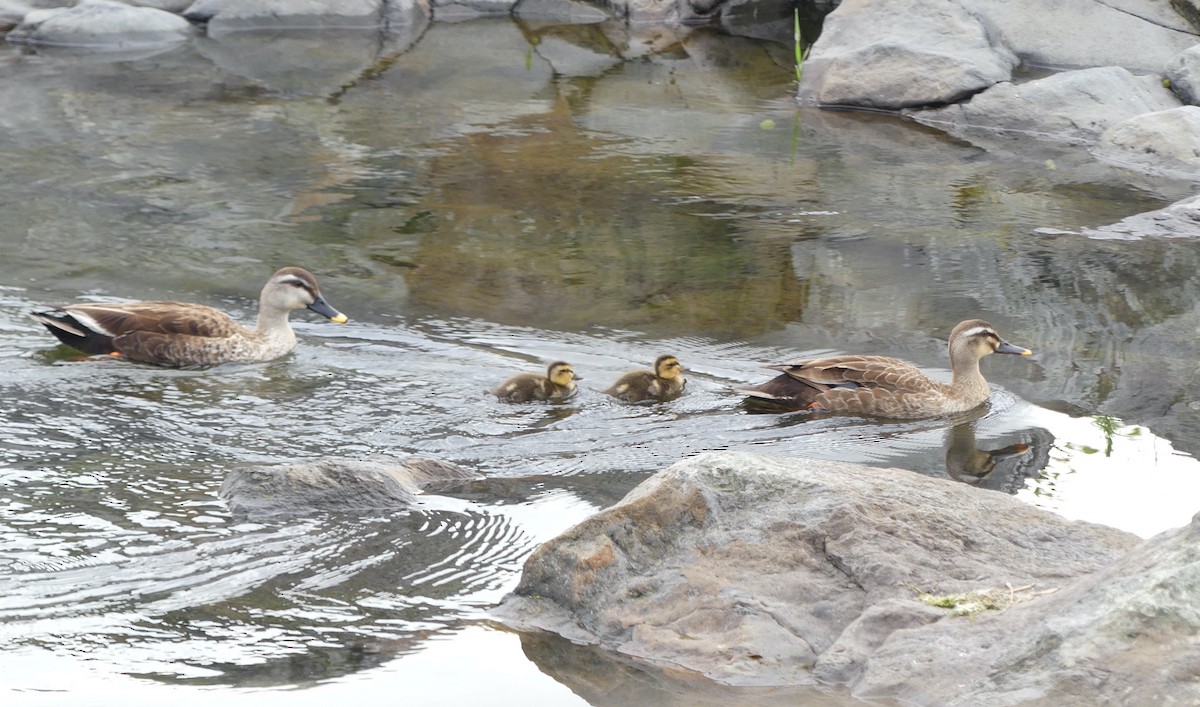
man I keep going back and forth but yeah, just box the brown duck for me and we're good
[491,361,581,402]
[30,267,347,367]
[604,354,686,402]
[736,319,1033,419]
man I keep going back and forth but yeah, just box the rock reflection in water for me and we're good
[516,630,877,707]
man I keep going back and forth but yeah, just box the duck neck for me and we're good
[950,357,988,399]
[254,302,295,341]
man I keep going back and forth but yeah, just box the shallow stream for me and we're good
[1,14,1199,706]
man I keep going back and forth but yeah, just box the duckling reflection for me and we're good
[491,361,581,403]
[945,420,1051,492]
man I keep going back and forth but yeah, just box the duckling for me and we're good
[736,319,1033,419]
[29,267,347,368]
[604,355,686,402]
[491,361,581,402]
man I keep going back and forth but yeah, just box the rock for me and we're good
[851,510,1200,705]
[0,0,31,32]
[219,456,479,517]
[512,0,610,24]
[126,0,193,13]
[1174,0,1200,31]
[182,0,388,33]
[1080,192,1200,240]
[1166,45,1200,105]
[594,0,680,23]
[495,451,1139,695]
[800,0,1017,110]
[1092,105,1200,178]
[958,0,1196,72]
[7,0,193,48]
[911,66,1182,145]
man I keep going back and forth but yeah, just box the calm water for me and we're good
[2,14,1199,707]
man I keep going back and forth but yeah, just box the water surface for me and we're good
[1,15,1199,706]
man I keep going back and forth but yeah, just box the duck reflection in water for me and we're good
[945,420,1052,492]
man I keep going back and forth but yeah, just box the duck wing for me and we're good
[68,301,244,339]
[31,301,246,362]
[776,354,929,392]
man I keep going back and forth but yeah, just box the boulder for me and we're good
[1080,192,1200,240]
[851,505,1200,705]
[495,451,1143,699]
[219,456,479,517]
[7,0,193,48]
[1166,45,1200,105]
[799,0,1018,110]
[911,66,1182,144]
[958,0,1196,72]
[1092,105,1200,178]
[182,0,389,33]
[800,0,1197,110]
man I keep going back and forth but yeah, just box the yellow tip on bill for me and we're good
[330,313,348,324]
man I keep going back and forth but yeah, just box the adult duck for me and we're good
[30,267,347,367]
[736,319,1032,419]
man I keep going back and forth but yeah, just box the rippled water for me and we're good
[2,13,1199,707]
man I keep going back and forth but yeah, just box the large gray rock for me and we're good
[1092,105,1200,178]
[7,0,193,48]
[495,451,1142,699]
[1081,192,1200,240]
[911,66,1182,144]
[1166,45,1200,105]
[219,456,479,517]
[851,504,1200,705]
[800,0,1018,110]
[801,0,1197,110]
[959,0,1196,72]
[183,0,391,33]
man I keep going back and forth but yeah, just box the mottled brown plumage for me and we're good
[737,319,1032,419]
[491,361,580,403]
[30,267,347,367]
[604,355,686,402]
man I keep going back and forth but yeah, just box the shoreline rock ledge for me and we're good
[494,451,1200,705]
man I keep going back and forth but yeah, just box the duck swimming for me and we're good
[491,361,580,402]
[604,354,686,402]
[30,267,347,367]
[736,319,1032,419]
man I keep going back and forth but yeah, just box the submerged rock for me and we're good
[492,451,1199,704]
[220,456,479,517]
[7,0,193,48]
[1081,192,1200,240]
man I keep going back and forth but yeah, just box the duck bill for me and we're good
[996,341,1032,356]
[308,294,348,323]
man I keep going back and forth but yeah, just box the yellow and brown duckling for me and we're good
[491,361,581,402]
[736,319,1032,419]
[29,267,347,368]
[604,354,686,402]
